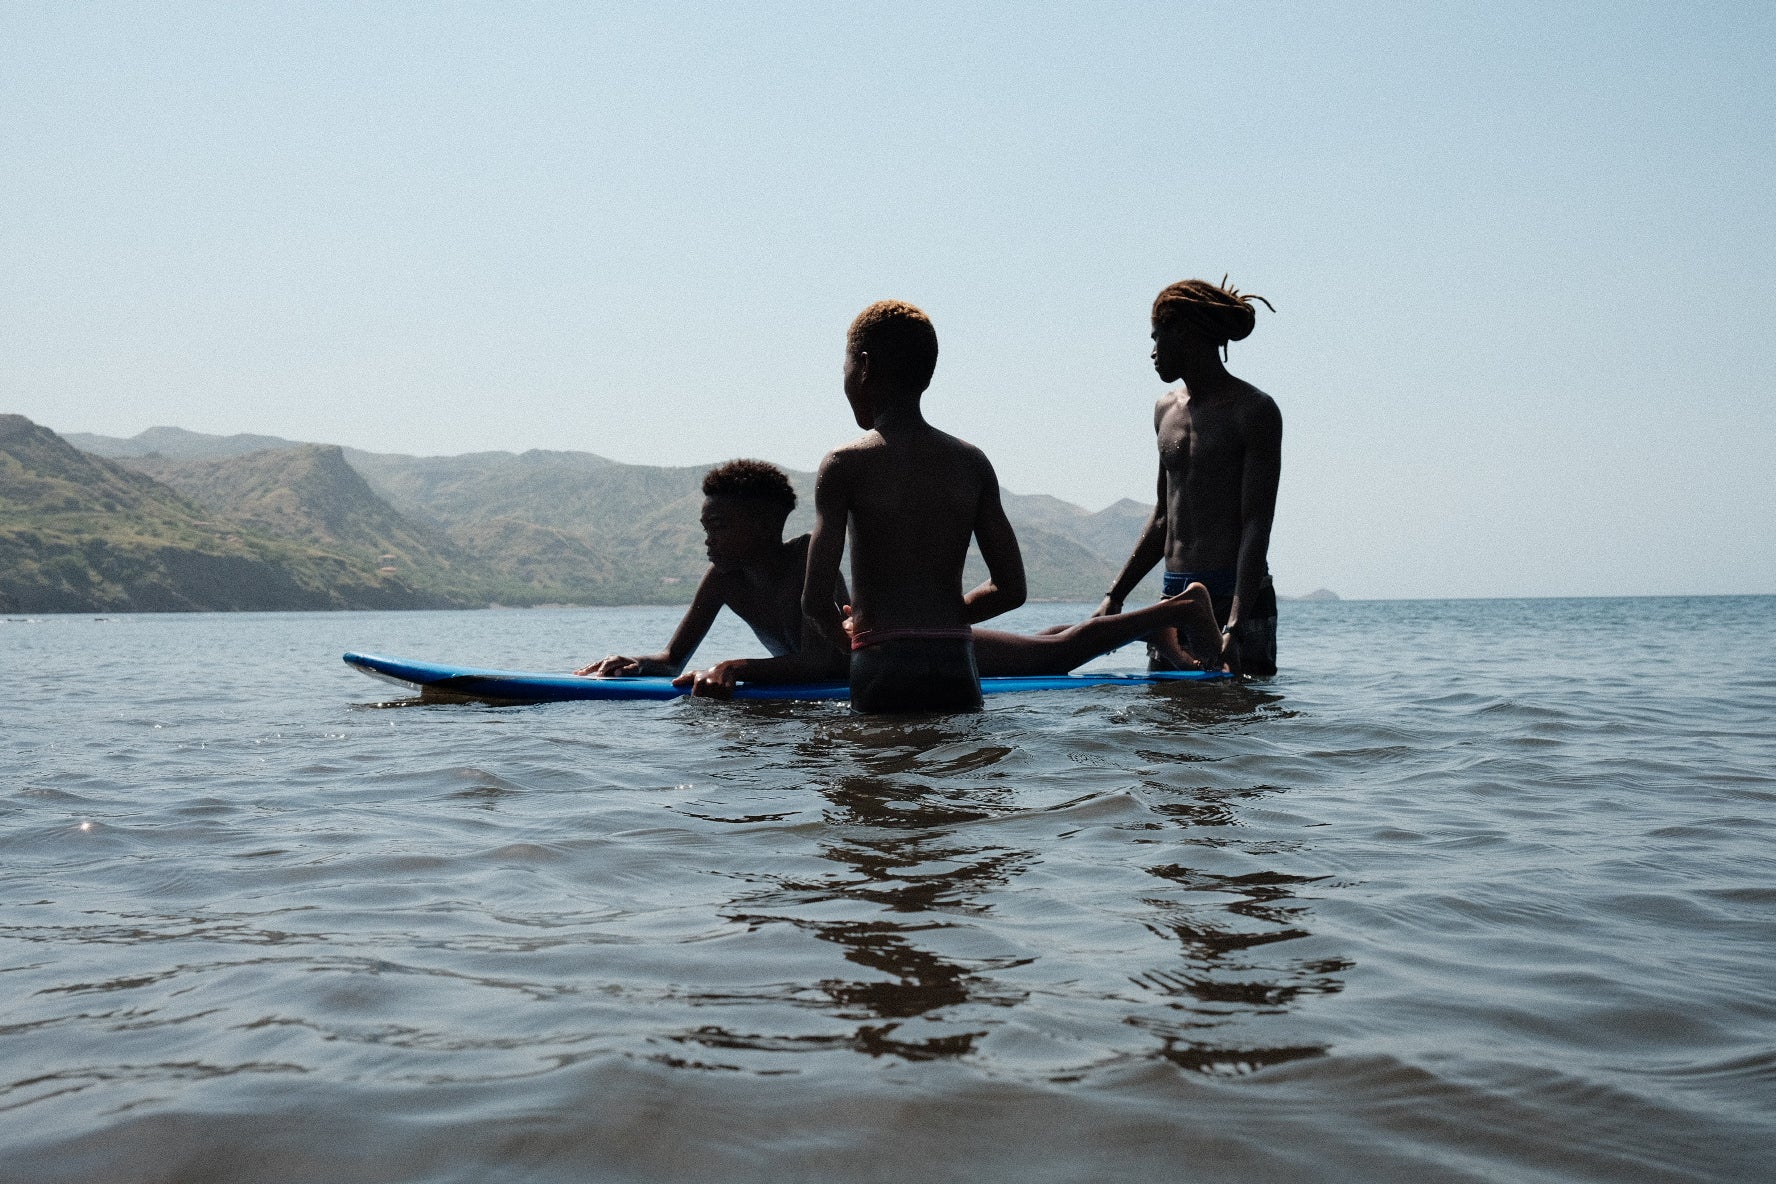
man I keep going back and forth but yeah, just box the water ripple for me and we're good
[3,599,1773,1181]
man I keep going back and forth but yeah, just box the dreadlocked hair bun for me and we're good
[1152,277,1274,344]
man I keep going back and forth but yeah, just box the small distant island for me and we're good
[2,415,1339,613]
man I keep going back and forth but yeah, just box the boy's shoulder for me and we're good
[821,426,980,460]
[908,424,990,464]
[823,431,883,461]
[1233,381,1283,431]
[819,426,993,488]
[816,434,878,485]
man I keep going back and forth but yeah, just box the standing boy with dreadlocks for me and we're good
[1096,278,1282,676]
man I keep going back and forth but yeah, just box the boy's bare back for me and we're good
[802,300,1024,711]
[817,425,1009,634]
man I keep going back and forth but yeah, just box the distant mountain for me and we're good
[346,448,705,535]
[344,448,723,602]
[1060,499,1157,565]
[67,425,1167,605]
[66,425,306,460]
[0,416,456,612]
[121,444,488,604]
[349,447,1162,603]
[965,519,1133,603]
[986,492,1170,603]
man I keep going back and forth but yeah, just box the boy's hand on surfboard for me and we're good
[672,660,742,699]
[577,655,641,677]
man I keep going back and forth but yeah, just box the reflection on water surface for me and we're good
[630,684,1343,1074]
[6,600,1773,1182]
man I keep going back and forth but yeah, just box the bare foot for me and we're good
[1170,583,1226,670]
[1149,625,1202,670]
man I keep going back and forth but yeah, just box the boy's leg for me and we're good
[973,584,1223,676]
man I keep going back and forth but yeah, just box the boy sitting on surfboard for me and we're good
[583,453,1225,700]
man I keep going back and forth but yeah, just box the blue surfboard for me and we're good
[342,651,1229,704]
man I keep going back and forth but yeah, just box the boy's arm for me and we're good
[1227,399,1283,634]
[962,460,1026,625]
[672,617,845,698]
[1095,460,1167,617]
[576,567,723,676]
[801,453,851,647]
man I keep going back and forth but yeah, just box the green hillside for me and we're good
[348,449,718,602]
[70,424,1164,605]
[123,444,489,603]
[0,416,457,612]
[345,449,1159,603]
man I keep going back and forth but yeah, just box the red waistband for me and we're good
[850,626,974,652]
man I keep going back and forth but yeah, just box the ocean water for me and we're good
[3,597,1773,1183]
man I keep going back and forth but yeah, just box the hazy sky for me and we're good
[5,2,1772,598]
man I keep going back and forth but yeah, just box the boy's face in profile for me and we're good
[842,349,873,429]
[700,496,782,572]
[1150,320,1208,384]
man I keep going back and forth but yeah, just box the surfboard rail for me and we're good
[342,651,1229,704]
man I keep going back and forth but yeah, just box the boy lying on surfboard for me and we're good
[576,451,1225,701]
[576,459,852,687]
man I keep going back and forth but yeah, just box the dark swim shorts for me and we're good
[849,636,983,714]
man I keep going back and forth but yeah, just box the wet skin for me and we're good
[697,497,811,655]
[586,493,1227,691]
[970,581,1226,675]
[1098,320,1282,670]
[1151,324,1282,575]
[802,349,1027,646]
[575,495,848,692]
